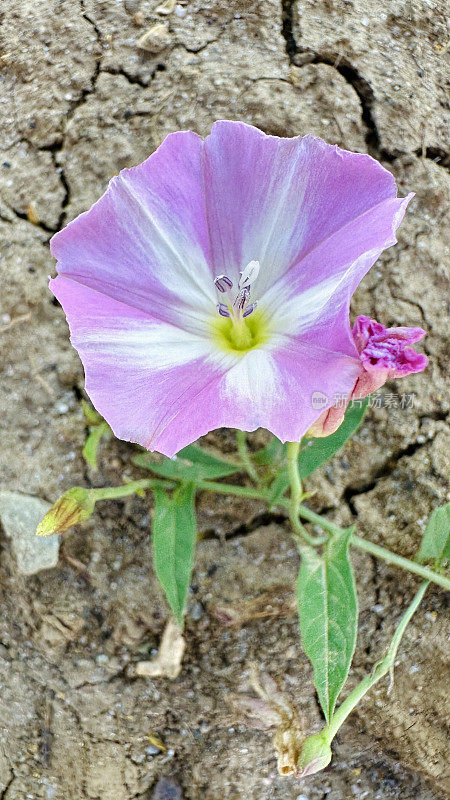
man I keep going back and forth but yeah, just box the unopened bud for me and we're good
[36,487,96,536]
[297,732,332,776]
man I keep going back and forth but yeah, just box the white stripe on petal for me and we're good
[74,319,214,370]
[222,350,279,426]
[115,174,216,309]
[263,246,383,337]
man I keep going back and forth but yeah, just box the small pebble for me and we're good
[188,601,204,621]
[151,777,182,800]
[146,744,162,756]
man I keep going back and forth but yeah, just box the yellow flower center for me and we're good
[211,308,270,354]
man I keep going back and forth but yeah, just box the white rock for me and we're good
[0,491,60,575]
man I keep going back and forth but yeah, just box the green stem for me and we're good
[286,442,327,546]
[296,504,450,591]
[235,430,259,482]
[194,480,449,589]
[91,478,174,501]
[197,479,267,499]
[324,580,429,742]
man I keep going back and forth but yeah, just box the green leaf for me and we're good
[267,470,292,507]
[417,503,450,566]
[298,399,368,479]
[297,528,358,723]
[134,444,241,482]
[253,437,284,466]
[267,400,368,501]
[82,421,111,471]
[152,483,197,626]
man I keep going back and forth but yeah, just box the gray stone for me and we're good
[151,777,183,800]
[0,491,60,575]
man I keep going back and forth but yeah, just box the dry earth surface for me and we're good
[0,0,449,798]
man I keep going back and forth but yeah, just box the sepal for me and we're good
[36,487,95,536]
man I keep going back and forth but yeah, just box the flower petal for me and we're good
[51,276,233,455]
[263,193,414,348]
[202,121,400,296]
[53,274,362,453]
[216,340,360,442]
[50,131,215,334]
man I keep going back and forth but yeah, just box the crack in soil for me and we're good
[280,0,450,171]
[0,771,15,800]
[280,0,381,154]
[343,435,436,515]
[100,64,163,88]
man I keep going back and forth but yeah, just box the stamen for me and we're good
[214,275,233,293]
[233,287,250,314]
[217,303,231,318]
[239,260,260,289]
[243,301,258,318]
[214,261,259,322]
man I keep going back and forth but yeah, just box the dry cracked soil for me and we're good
[0,1,449,798]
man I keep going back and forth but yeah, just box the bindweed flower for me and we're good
[36,487,96,536]
[308,315,428,437]
[50,121,415,456]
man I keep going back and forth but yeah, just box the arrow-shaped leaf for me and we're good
[297,529,358,723]
[82,421,111,471]
[152,483,197,625]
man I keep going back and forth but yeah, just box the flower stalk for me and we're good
[36,478,175,536]
[37,471,449,591]
[286,441,327,546]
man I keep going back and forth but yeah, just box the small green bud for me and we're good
[36,487,96,536]
[297,732,332,776]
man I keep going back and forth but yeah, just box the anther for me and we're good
[214,275,233,293]
[243,301,258,318]
[233,287,250,314]
[217,303,231,318]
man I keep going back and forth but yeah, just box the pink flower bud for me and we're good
[308,315,428,438]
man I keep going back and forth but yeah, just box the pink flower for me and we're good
[308,315,428,437]
[50,121,415,456]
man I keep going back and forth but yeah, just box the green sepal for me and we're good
[253,437,284,466]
